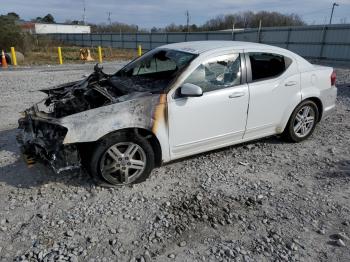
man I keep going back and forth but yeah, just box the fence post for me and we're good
[57,47,63,65]
[136,32,138,50]
[257,20,262,43]
[121,32,124,49]
[98,46,103,63]
[319,25,328,60]
[286,28,292,50]
[10,47,17,66]
[150,33,152,49]
[166,32,169,44]
[231,23,235,40]
[138,45,142,56]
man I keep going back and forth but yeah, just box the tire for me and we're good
[283,100,319,142]
[89,132,155,186]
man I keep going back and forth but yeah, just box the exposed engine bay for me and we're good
[41,65,128,118]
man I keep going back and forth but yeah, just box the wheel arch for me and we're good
[96,128,163,167]
[282,97,322,133]
[305,97,323,122]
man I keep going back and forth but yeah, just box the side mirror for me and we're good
[180,83,203,97]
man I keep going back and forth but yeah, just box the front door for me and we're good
[168,53,249,159]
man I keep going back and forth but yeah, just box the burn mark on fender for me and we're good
[152,94,167,134]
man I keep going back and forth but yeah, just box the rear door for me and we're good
[243,50,301,139]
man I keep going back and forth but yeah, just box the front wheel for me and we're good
[89,132,155,186]
[283,100,319,142]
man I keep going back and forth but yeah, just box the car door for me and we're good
[243,51,301,139]
[167,52,249,159]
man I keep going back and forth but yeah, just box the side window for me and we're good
[183,54,241,93]
[249,52,291,81]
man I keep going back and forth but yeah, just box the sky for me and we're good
[2,0,350,28]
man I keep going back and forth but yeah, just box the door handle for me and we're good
[229,92,245,98]
[285,81,297,87]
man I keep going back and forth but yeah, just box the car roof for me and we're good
[160,41,276,54]
[160,40,313,70]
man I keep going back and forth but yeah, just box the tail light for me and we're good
[331,71,336,86]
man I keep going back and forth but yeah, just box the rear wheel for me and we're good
[283,100,319,142]
[90,132,155,185]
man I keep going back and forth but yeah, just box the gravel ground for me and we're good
[0,62,349,262]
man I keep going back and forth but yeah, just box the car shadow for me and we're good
[0,128,94,189]
[0,126,284,189]
[164,134,285,167]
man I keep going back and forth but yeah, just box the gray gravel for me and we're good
[0,62,349,261]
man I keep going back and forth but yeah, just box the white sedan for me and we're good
[18,41,337,185]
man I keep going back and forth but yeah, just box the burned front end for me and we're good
[17,106,81,173]
[16,64,157,174]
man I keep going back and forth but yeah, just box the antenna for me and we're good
[82,0,86,25]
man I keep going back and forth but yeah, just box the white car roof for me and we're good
[161,41,277,54]
[160,41,312,69]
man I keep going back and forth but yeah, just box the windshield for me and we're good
[111,49,197,93]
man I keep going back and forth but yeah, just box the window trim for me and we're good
[245,52,292,83]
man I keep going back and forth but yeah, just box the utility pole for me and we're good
[82,0,86,25]
[185,10,190,32]
[107,12,112,25]
[329,2,339,24]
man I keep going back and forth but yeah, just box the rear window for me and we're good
[249,52,292,81]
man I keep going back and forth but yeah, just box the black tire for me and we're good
[89,132,155,186]
[283,100,319,142]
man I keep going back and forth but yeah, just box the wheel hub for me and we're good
[99,142,146,185]
[293,105,315,138]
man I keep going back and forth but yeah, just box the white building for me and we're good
[22,22,91,34]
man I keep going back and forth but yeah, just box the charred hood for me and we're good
[40,65,152,118]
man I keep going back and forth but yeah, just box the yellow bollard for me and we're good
[58,47,63,65]
[138,45,142,57]
[98,46,103,63]
[10,47,17,66]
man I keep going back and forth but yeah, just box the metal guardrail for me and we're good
[41,24,350,63]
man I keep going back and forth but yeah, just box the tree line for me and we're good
[0,10,306,52]
[72,11,305,33]
[150,11,305,32]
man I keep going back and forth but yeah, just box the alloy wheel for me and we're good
[100,142,146,185]
[293,105,315,138]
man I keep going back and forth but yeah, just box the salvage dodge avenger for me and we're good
[17,41,337,185]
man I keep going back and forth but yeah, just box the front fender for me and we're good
[60,95,159,144]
